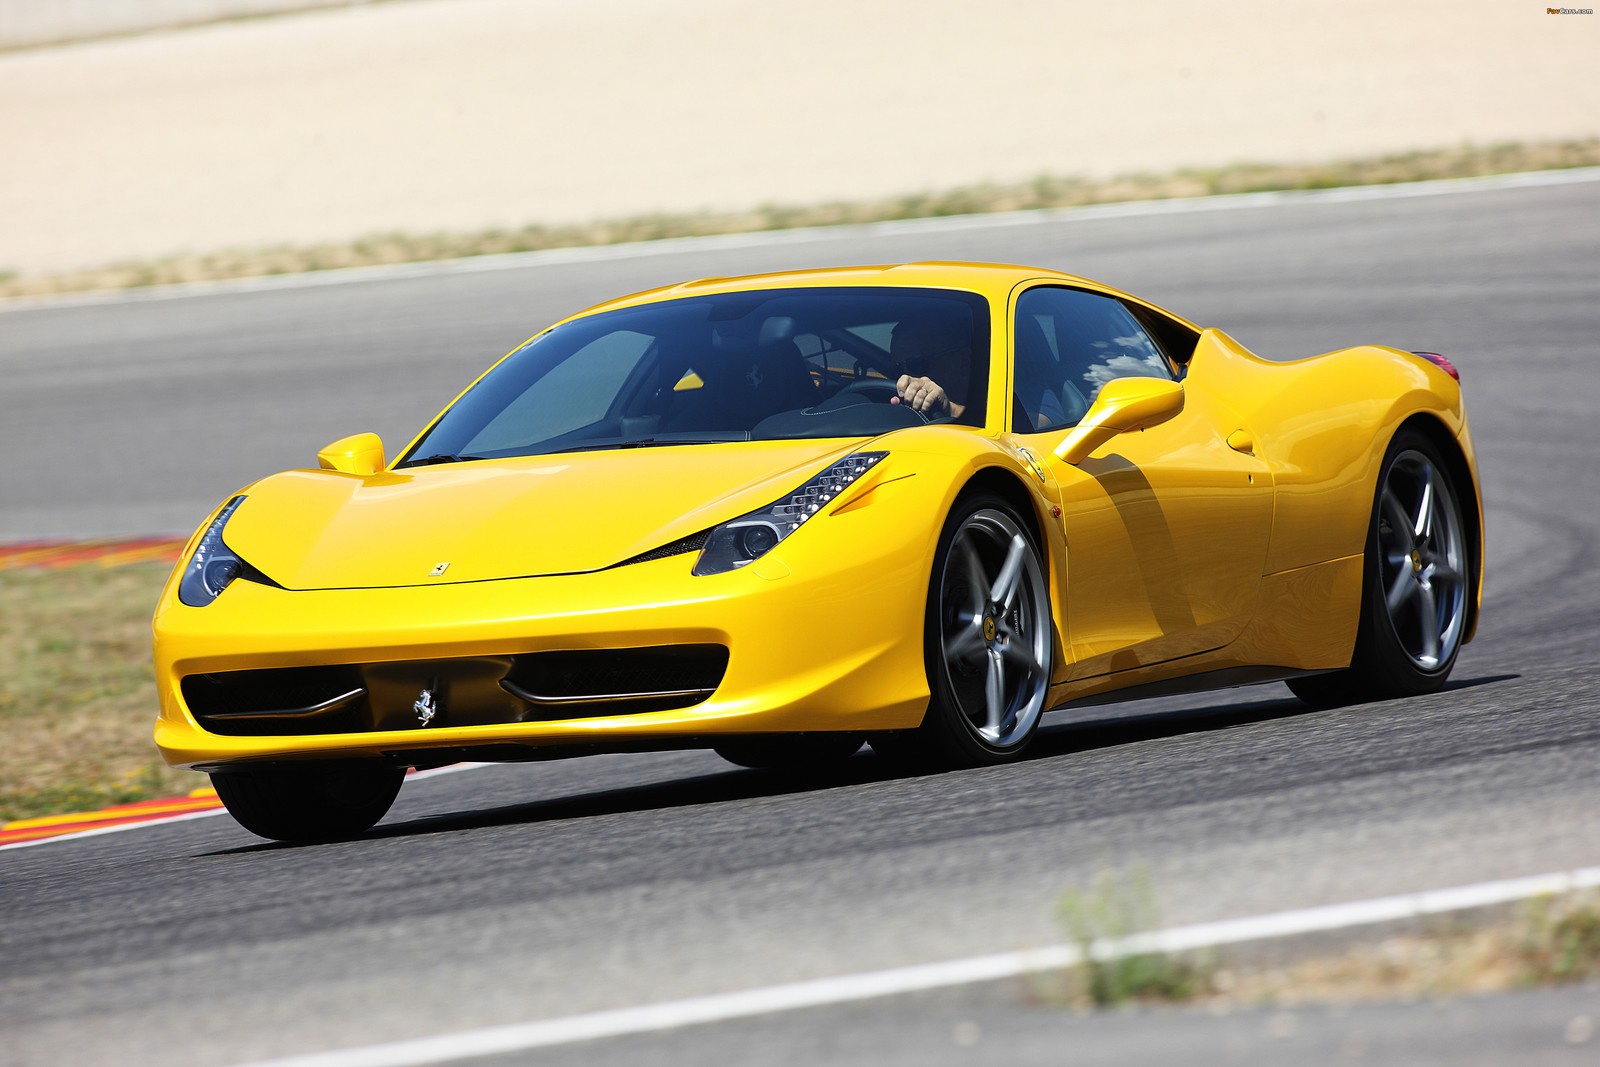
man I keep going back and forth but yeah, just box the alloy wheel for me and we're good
[936,509,1052,748]
[1376,449,1467,672]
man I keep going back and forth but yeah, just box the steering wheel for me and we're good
[834,378,901,403]
[829,378,929,423]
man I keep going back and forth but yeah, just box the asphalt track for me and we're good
[3,176,1599,1065]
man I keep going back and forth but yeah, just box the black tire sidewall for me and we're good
[212,763,404,842]
[919,493,1049,765]
[1359,430,1464,696]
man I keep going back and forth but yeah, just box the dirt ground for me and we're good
[0,0,1595,275]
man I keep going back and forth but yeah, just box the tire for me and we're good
[1288,430,1471,708]
[211,763,405,842]
[875,494,1054,767]
[712,735,865,770]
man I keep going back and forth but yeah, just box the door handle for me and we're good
[1226,429,1255,455]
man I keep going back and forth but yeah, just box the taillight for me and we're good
[1411,351,1460,382]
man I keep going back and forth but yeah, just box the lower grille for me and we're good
[181,666,365,735]
[183,645,729,737]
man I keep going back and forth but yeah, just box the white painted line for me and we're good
[234,864,1600,1067]
[5,166,1598,315]
[0,762,490,853]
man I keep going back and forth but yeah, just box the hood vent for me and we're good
[614,529,712,568]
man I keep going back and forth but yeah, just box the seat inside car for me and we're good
[660,317,816,432]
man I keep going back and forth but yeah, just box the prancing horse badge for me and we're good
[413,688,438,726]
[429,561,451,577]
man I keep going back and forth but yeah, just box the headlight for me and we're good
[693,452,887,576]
[179,497,248,607]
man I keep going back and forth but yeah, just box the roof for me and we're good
[560,262,1112,323]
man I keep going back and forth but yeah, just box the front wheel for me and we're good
[1289,430,1471,707]
[211,763,405,842]
[877,496,1054,766]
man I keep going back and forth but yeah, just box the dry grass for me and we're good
[1041,890,1600,1012]
[0,562,195,821]
[3,138,1597,301]
[1210,897,1600,1008]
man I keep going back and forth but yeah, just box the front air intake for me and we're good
[182,645,729,736]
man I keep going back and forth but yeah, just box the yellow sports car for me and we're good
[152,263,1482,841]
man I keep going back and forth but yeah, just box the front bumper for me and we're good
[153,524,934,769]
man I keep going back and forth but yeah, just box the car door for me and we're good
[1006,283,1274,679]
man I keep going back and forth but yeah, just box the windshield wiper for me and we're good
[551,441,648,454]
[399,453,488,467]
[552,436,742,454]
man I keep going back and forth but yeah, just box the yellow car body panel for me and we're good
[225,439,870,589]
[153,432,1034,768]
[152,262,1482,771]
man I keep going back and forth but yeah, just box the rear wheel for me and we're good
[211,763,404,842]
[875,495,1054,766]
[1289,430,1470,707]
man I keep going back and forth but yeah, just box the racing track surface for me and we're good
[2,178,1598,1065]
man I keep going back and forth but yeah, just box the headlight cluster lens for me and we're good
[693,452,887,576]
[179,497,248,607]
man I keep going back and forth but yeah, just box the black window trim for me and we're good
[1007,283,1190,435]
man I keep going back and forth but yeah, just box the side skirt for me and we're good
[1052,664,1331,712]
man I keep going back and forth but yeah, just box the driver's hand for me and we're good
[895,374,950,416]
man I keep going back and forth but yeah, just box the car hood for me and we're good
[223,439,863,590]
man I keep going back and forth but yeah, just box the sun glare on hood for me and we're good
[222,440,869,589]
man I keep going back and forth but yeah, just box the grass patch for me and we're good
[1052,868,1218,1008]
[1209,892,1600,1006]
[4,138,1597,302]
[1047,871,1600,1011]
[0,561,193,821]
[1520,893,1600,984]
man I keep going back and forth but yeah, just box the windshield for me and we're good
[398,287,990,465]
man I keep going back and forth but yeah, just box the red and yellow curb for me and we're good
[0,536,188,571]
[0,768,461,847]
[0,788,223,846]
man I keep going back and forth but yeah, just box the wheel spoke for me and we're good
[984,648,1006,735]
[1386,568,1413,614]
[1000,638,1043,680]
[988,535,1027,610]
[944,617,986,661]
[1381,489,1415,553]
[1417,583,1440,664]
[956,540,989,614]
[1413,466,1435,541]
[1428,562,1462,588]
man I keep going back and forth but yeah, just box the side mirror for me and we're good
[1053,378,1184,465]
[317,432,386,476]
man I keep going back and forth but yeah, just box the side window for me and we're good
[1011,287,1174,432]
